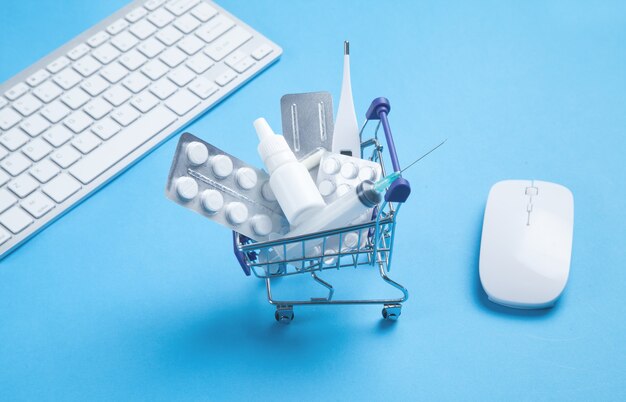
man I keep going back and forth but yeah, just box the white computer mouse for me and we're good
[479,180,574,309]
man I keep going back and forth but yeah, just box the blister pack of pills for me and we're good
[315,151,382,203]
[165,133,289,242]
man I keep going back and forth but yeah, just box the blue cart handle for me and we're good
[365,97,411,203]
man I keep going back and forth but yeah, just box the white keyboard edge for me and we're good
[0,0,282,259]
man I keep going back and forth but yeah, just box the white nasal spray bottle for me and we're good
[254,118,326,227]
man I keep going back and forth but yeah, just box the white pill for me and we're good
[175,176,198,201]
[318,180,336,196]
[225,202,248,225]
[201,189,224,213]
[186,141,209,166]
[340,162,358,179]
[342,232,360,250]
[336,183,352,197]
[236,167,258,190]
[250,214,272,236]
[358,166,375,181]
[261,181,276,201]
[322,157,340,175]
[211,155,233,178]
[323,249,338,265]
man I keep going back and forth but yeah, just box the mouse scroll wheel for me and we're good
[525,187,538,196]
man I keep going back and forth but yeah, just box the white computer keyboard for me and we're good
[0,0,281,259]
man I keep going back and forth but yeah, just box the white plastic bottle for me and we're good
[254,118,326,227]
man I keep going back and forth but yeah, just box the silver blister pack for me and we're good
[165,133,289,242]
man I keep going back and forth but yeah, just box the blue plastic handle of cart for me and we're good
[365,97,411,203]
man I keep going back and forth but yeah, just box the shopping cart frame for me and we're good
[233,97,412,323]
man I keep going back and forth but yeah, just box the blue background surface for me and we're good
[1,0,625,400]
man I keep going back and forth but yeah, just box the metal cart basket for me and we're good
[233,98,412,323]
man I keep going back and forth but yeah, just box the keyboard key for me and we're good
[126,7,148,23]
[103,85,132,106]
[1,153,31,176]
[214,67,237,86]
[47,56,71,74]
[0,108,22,130]
[107,18,129,35]
[5,83,29,100]
[84,98,113,119]
[111,104,140,126]
[188,77,218,99]
[33,81,64,103]
[61,87,91,109]
[73,55,102,77]
[130,19,158,40]
[111,31,140,52]
[156,25,183,46]
[137,37,165,58]
[251,44,273,61]
[69,106,176,184]
[67,43,90,60]
[22,138,53,161]
[122,72,151,93]
[0,227,10,245]
[141,59,169,80]
[177,35,204,55]
[41,101,70,123]
[81,75,110,97]
[174,14,201,34]
[0,146,8,161]
[92,43,121,65]
[0,98,7,109]
[51,145,82,168]
[130,91,159,113]
[0,189,18,213]
[166,0,200,16]
[191,2,217,22]
[30,159,60,183]
[231,56,255,73]
[42,125,73,147]
[145,0,166,11]
[21,191,54,218]
[160,47,186,67]
[64,111,93,133]
[91,117,120,140]
[8,174,39,198]
[148,8,175,28]
[150,78,177,99]
[195,15,234,43]
[0,128,29,151]
[165,89,200,116]
[13,94,43,117]
[21,114,50,137]
[0,169,9,186]
[100,62,129,84]
[186,52,213,74]
[168,65,195,86]
[0,206,33,234]
[204,26,252,61]
[72,132,101,154]
[53,68,82,90]
[87,30,110,47]
[26,69,51,87]
[119,50,148,71]
[43,173,81,203]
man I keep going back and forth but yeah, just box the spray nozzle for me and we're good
[253,118,274,141]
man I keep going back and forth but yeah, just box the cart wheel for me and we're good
[382,304,402,321]
[275,308,294,324]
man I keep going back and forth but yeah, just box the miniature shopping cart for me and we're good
[233,98,412,323]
